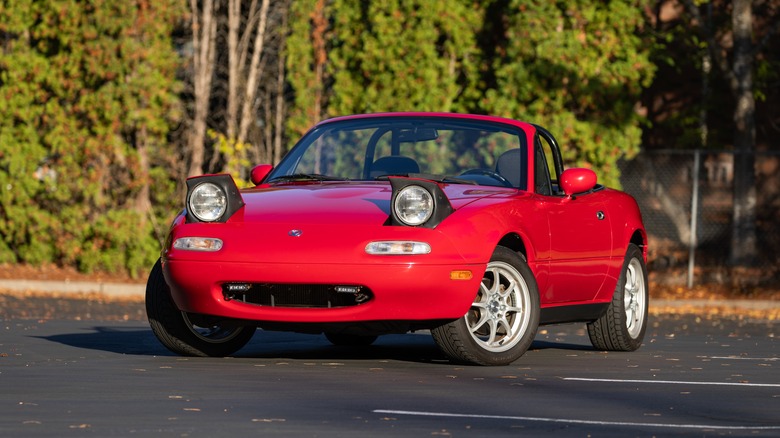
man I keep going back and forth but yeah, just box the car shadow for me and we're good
[530,340,596,352]
[35,326,170,356]
[37,326,597,364]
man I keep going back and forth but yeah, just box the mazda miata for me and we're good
[146,113,648,365]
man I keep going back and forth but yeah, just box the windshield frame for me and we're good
[268,115,530,189]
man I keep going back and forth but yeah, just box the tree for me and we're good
[184,0,289,180]
[285,1,653,189]
[0,0,182,275]
[186,0,217,177]
[286,0,330,140]
[483,0,655,188]
[286,0,480,138]
[682,0,780,265]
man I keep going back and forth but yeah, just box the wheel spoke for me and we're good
[469,310,491,333]
[485,319,499,345]
[497,316,513,337]
[479,280,492,296]
[504,304,523,315]
[623,258,646,338]
[498,280,515,298]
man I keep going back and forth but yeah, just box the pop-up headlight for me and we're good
[388,177,453,228]
[185,174,244,223]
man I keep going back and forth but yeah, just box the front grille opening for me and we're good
[222,283,373,308]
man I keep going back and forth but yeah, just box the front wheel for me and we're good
[587,244,648,351]
[432,247,540,366]
[145,259,256,357]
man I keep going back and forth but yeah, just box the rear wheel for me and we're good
[432,247,540,366]
[587,244,648,351]
[145,259,256,357]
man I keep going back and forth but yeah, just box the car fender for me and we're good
[434,192,550,274]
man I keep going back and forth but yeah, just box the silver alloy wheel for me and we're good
[624,258,647,338]
[467,261,532,353]
[181,312,245,344]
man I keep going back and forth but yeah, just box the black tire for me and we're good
[324,333,378,346]
[145,259,256,357]
[587,244,648,351]
[431,247,540,366]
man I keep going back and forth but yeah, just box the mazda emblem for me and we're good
[288,229,303,237]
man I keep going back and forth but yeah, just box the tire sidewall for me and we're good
[145,259,255,357]
[616,244,649,350]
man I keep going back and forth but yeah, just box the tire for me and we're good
[145,259,256,357]
[587,243,648,351]
[432,247,540,366]
[324,333,378,346]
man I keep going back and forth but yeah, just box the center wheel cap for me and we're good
[487,295,505,319]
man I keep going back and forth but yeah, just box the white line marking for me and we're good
[373,410,780,430]
[710,356,778,361]
[564,377,780,388]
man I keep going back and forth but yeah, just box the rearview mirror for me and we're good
[397,128,439,143]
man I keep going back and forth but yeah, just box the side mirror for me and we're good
[250,164,273,185]
[560,168,597,195]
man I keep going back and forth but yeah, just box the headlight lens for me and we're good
[394,185,433,226]
[189,182,227,222]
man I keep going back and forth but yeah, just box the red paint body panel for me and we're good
[164,259,483,322]
[161,113,647,327]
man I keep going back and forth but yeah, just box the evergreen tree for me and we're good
[286,0,480,139]
[0,0,182,275]
[483,0,654,188]
[285,1,653,188]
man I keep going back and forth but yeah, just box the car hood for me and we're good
[238,181,513,224]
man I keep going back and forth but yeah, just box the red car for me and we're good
[146,113,648,366]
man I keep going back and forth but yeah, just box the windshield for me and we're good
[269,116,528,189]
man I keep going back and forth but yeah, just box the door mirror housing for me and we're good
[250,164,273,185]
[560,168,597,195]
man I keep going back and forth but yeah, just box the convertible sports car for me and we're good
[146,112,648,366]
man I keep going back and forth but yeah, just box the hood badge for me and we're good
[288,229,303,237]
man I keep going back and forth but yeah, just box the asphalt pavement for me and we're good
[1,315,777,437]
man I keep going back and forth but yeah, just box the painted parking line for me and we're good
[710,356,778,361]
[563,377,780,388]
[373,410,780,431]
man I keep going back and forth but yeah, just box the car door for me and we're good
[534,133,613,304]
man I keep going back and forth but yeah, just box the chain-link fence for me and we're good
[620,150,780,288]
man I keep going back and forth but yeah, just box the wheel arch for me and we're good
[629,228,648,263]
[497,232,528,261]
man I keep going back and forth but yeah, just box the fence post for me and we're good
[687,150,701,288]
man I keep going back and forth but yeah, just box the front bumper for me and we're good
[163,259,485,323]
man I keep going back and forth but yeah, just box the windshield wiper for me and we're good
[268,173,347,183]
[375,173,477,185]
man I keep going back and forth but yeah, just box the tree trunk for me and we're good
[729,0,757,266]
[227,0,241,140]
[187,0,217,177]
[274,37,286,165]
[274,8,288,165]
[237,0,271,144]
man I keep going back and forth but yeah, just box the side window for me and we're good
[534,137,552,196]
[535,134,563,196]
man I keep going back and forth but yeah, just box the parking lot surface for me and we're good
[1,313,777,436]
